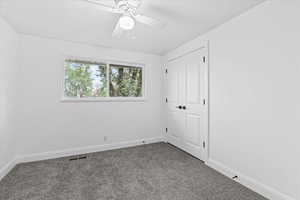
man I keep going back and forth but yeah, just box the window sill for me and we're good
[61,97,147,103]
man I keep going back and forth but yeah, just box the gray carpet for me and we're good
[0,143,267,200]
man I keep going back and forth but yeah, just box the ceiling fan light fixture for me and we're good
[119,15,135,30]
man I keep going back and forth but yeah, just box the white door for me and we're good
[166,48,208,161]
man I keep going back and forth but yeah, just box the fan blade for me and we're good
[112,19,125,38]
[133,14,166,28]
[78,0,122,13]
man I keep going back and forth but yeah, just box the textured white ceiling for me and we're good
[0,0,265,55]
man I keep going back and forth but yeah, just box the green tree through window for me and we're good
[64,60,143,98]
[64,60,107,98]
[110,65,142,97]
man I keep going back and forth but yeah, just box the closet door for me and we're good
[166,48,207,161]
[181,50,205,159]
[166,57,185,140]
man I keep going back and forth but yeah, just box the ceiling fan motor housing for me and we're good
[115,0,141,10]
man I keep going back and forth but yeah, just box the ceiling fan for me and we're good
[79,0,166,38]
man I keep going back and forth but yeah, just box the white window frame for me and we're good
[61,56,147,102]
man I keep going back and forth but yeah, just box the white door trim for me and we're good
[167,46,206,63]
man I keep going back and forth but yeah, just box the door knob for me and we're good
[182,106,186,110]
[176,105,182,109]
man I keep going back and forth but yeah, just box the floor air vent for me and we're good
[69,156,87,161]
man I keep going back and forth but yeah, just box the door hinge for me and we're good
[166,98,168,103]
[203,99,206,105]
[203,141,206,149]
[203,56,206,63]
[166,128,168,133]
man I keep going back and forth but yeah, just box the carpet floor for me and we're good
[0,143,268,200]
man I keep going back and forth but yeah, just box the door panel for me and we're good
[186,60,201,104]
[168,110,184,138]
[185,114,201,146]
[166,61,178,105]
[178,61,186,106]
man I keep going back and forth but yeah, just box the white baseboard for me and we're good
[206,159,296,200]
[0,159,18,181]
[16,137,164,164]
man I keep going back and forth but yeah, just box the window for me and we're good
[109,64,143,97]
[63,59,144,101]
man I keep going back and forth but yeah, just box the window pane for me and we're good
[64,60,107,98]
[109,64,143,97]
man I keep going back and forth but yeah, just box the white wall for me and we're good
[165,0,299,199]
[0,17,19,173]
[17,35,164,157]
